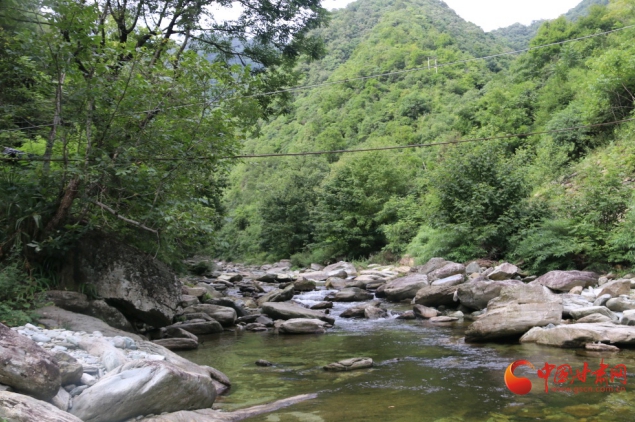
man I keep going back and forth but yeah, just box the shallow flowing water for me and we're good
[179,288,635,422]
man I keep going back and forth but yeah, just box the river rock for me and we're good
[293,278,316,292]
[53,352,83,386]
[299,271,328,281]
[261,303,334,324]
[51,386,71,411]
[0,323,60,401]
[323,357,373,372]
[44,291,134,332]
[430,316,459,323]
[621,310,635,326]
[195,283,222,299]
[0,391,82,422]
[569,306,618,322]
[333,287,374,302]
[205,298,248,317]
[606,297,635,312]
[58,232,181,326]
[325,277,348,290]
[465,285,563,342]
[278,319,328,334]
[384,274,429,302]
[561,294,595,318]
[412,285,458,307]
[586,343,620,352]
[416,258,448,275]
[257,284,295,306]
[323,261,357,277]
[179,295,200,307]
[487,263,519,281]
[70,360,216,422]
[465,262,481,274]
[456,279,523,310]
[364,307,388,319]
[428,263,466,282]
[162,327,199,341]
[396,311,416,320]
[575,313,614,324]
[598,279,631,298]
[520,323,635,348]
[431,274,465,287]
[310,302,333,310]
[183,286,207,298]
[593,294,612,307]
[530,270,599,292]
[413,305,438,319]
[167,320,223,335]
[340,301,381,318]
[152,338,198,350]
[180,304,236,327]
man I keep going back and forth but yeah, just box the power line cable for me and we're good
[3,118,633,163]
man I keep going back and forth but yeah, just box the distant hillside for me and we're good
[490,0,609,50]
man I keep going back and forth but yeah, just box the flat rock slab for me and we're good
[0,323,60,401]
[152,338,199,351]
[520,323,635,348]
[430,316,459,323]
[261,303,334,325]
[167,320,223,335]
[179,304,236,327]
[0,391,82,422]
[35,306,143,340]
[323,357,373,372]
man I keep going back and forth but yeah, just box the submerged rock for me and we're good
[323,357,373,372]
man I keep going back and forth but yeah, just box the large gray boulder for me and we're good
[0,324,60,401]
[278,319,328,334]
[333,287,374,302]
[70,360,216,422]
[0,391,82,422]
[465,285,562,342]
[428,263,465,282]
[384,274,429,302]
[58,233,181,326]
[261,302,334,324]
[412,285,458,307]
[530,270,599,292]
[179,304,237,327]
[520,323,635,348]
[456,279,523,310]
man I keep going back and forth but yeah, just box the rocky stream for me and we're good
[3,256,635,421]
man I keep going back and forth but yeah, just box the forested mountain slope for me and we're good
[218,0,635,274]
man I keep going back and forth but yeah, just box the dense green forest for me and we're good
[216,0,635,274]
[0,0,328,323]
